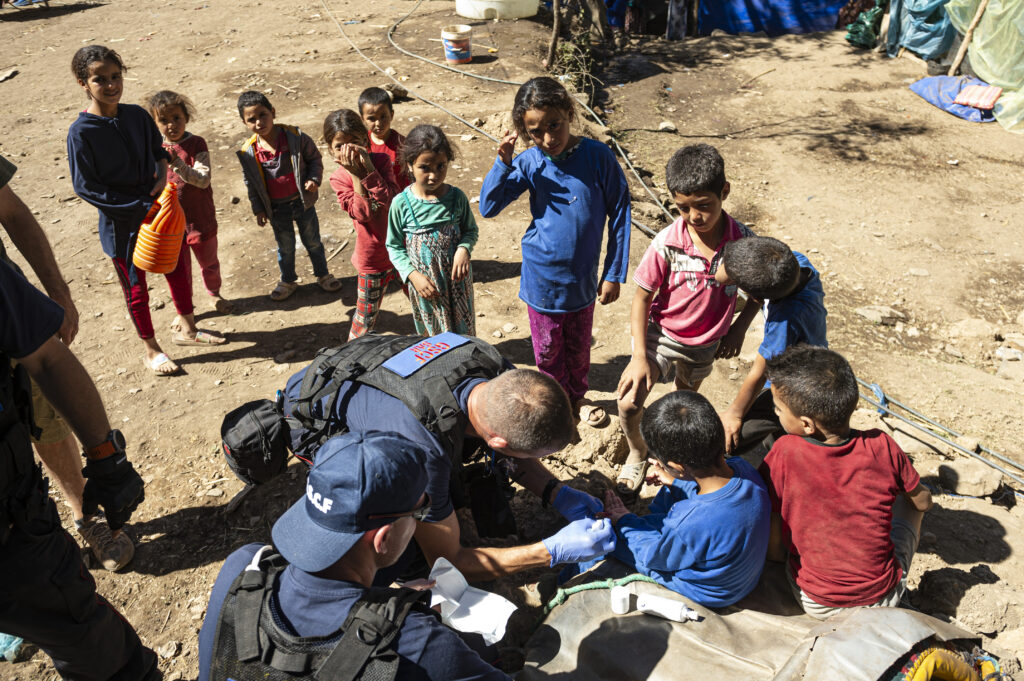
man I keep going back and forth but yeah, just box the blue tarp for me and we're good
[697,0,847,36]
[909,76,997,122]
[886,0,958,60]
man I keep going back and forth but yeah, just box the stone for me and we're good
[938,459,1002,497]
[884,421,941,456]
[855,306,906,325]
[230,196,241,204]
[157,641,181,659]
[460,134,475,142]
[943,343,964,359]
[381,82,408,100]
[908,268,929,277]
[946,317,998,340]
[274,349,297,363]
[997,360,1024,382]
[631,202,667,222]
[206,488,224,497]
[995,346,1023,361]
[658,121,677,132]
[491,329,503,339]
[849,407,884,432]
[990,628,1024,668]
[501,322,518,334]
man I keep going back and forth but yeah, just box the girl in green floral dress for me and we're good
[386,125,477,335]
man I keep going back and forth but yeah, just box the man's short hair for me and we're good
[483,370,574,453]
[766,345,858,432]
[722,236,801,301]
[237,91,273,118]
[665,143,726,196]
[641,391,725,473]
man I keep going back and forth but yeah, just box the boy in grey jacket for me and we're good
[236,91,341,301]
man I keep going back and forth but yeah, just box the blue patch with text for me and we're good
[382,333,471,377]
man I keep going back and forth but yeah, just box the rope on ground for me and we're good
[543,574,659,615]
[319,0,502,143]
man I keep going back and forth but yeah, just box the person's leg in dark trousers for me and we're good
[0,483,158,681]
[734,389,783,468]
[293,202,329,278]
[561,303,596,404]
[269,202,298,284]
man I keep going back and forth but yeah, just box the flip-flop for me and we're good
[615,460,649,501]
[577,399,610,428]
[144,353,180,376]
[171,331,226,346]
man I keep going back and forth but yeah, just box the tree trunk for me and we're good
[546,0,563,71]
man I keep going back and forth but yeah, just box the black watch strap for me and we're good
[541,479,559,509]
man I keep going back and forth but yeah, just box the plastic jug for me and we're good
[456,0,537,19]
[132,182,186,274]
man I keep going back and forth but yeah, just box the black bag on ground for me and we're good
[221,400,290,485]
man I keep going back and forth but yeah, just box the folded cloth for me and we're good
[953,84,1003,110]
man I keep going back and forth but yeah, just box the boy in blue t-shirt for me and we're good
[715,236,827,461]
[602,391,771,608]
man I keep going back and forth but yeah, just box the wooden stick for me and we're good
[325,239,350,263]
[948,0,989,76]
[738,68,775,90]
[545,0,562,71]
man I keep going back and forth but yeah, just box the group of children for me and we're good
[66,44,932,620]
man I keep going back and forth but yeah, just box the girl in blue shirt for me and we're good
[479,77,631,427]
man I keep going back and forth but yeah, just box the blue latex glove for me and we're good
[551,485,604,521]
[542,518,617,566]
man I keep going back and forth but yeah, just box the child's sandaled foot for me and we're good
[144,352,180,376]
[171,330,226,346]
[575,398,610,428]
[212,295,234,314]
[317,274,342,293]
[615,459,649,501]
[269,281,298,301]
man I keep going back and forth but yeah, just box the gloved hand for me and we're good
[551,485,603,521]
[82,454,145,531]
[542,518,617,566]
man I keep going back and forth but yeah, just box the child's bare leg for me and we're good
[892,493,926,536]
[617,358,662,467]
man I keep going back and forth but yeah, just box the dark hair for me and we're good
[71,45,126,84]
[641,391,725,474]
[399,124,457,169]
[322,109,368,146]
[766,345,858,433]
[484,370,574,453]
[237,91,273,119]
[147,90,197,122]
[358,87,394,115]
[511,77,576,139]
[721,236,800,301]
[665,143,726,196]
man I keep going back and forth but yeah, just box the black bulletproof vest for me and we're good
[0,353,45,545]
[291,333,507,466]
[209,546,434,681]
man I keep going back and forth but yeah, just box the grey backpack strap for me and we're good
[231,545,278,661]
[314,588,430,681]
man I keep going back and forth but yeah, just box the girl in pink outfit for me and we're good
[148,90,232,332]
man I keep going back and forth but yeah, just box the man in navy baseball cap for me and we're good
[272,430,431,572]
[198,431,511,681]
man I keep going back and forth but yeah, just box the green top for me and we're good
[385,185,479,282]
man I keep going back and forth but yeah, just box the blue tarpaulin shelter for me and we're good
[698,0,847,35]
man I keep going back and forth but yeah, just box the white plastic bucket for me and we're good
[441,24,473,64]
[455,0,538,20]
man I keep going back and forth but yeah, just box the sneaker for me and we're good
[77,515,135,571]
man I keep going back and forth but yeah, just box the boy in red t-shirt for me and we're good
[358,87,410,190]
[758,345,932,620]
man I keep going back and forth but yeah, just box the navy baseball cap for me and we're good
[272,430,430,572]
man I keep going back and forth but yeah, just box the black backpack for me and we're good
[220,399,292,486]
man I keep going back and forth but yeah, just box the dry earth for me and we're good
[2,0,1024,677]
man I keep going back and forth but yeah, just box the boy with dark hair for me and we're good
[236,91,341,301]
[760,345,933,620]
[716,236,827,460]
[616,143,756,497]
[602,391,770,607]
[358,86,410,189]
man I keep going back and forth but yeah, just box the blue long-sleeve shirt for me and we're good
[479,138,631,314]
[67,104,170,259]
[612,457,771,608]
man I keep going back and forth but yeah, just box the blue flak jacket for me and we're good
[479,137,631,314]
[67,104,171,259]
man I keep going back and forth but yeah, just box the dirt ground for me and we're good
[2,0,1024,677]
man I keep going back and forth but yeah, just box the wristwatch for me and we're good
[83,429,126,460]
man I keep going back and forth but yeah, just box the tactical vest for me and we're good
[290,332,507,466]
[0,352,45,546]
[210,546,435,681]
